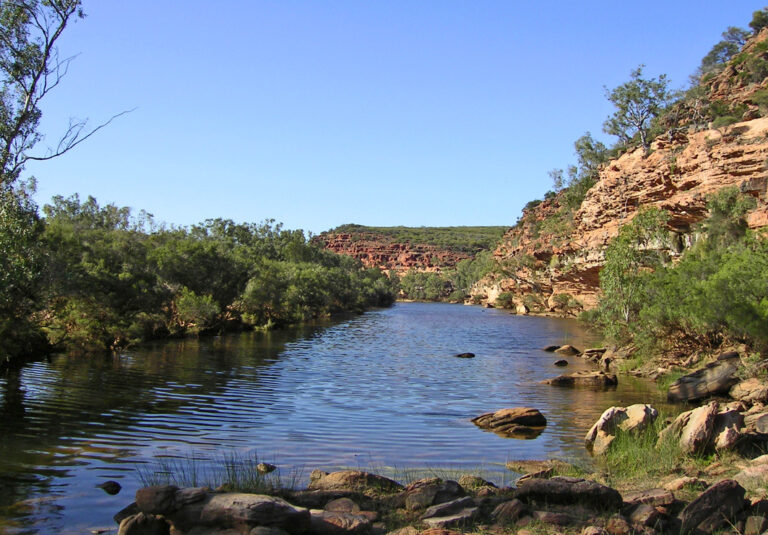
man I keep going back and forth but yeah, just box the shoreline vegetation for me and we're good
[0,191,399,371]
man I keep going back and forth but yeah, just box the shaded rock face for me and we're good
[585,404,658,455]
[667,356,740,403]
[129,486,311,535]
[403,478,465,511]
[514,476,623,512]
[470,408,547,439]
[679,479,747,535]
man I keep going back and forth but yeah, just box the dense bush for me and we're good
[593,188,768,354]
[1,194,398,362]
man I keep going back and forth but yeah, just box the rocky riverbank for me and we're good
[113,345,768,535]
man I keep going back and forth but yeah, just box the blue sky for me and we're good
[24,1,767,235]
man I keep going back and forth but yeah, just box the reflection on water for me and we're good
[0,302,671,533]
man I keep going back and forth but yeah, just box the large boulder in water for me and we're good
[471,408,546,439]
[542,371,617,388]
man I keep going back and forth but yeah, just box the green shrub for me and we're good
[495,292,515,309]
[712,115,741,129]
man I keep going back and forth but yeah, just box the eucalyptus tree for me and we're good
[603,65,671,152]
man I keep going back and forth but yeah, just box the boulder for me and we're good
[97,480,122,495]
[256,463,277,474]
[555,345,581,356]
[456,475,495,490]
[582,347,607,360]
[403,478,464,511]
[491,499,528,524]
[308,471,403,494]
[667,356,740,403]
[421,496,475,520]
[658,401,719,454]
[514,476,622,512]
[325,498,361,514]
[117,513,170,535]
[625,503,665,529]
[554,359,568,367]
[135,485,180,515]
[744,515,768,535]
[664,477,708,492]
[421,508,478,529]
[622,488,675,507]
[585,404,658,455]
[543,345,560,352]
[734,463,768,486]
[532,510,575,526]
[744,409,768,433]
[197,494,311,534]
[542,371,618,388]
[418,530,462,535]
[714,413,743,451]
[309,510,371,535]
[471,408,546,439]
[678,480,747,535]
[250,528,290,535]
[730,378,768,405]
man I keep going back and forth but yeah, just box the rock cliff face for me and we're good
[472,116,768,314]
[320,232,471,274]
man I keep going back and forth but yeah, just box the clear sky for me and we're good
[24,1,768,235]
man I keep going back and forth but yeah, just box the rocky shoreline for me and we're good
[114,345,768,535]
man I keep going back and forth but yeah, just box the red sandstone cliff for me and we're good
[320,232,471,275]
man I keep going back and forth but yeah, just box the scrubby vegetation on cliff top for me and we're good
[326,224,508,255]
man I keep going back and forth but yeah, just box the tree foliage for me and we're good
[603,66,671,151]
[594,188,768,354]
[750,7,768,34]
[699,27,750,76]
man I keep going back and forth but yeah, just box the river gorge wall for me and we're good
[472,116,768,314]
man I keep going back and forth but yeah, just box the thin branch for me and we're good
[18,108,136,166]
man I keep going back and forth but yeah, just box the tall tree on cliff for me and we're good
[603,65,671,152]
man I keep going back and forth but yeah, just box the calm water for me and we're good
[0,302,668,533]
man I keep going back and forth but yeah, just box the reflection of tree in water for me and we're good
[0,325,316,528]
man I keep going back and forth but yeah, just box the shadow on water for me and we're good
[0,303,671,533]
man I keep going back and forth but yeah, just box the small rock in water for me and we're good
[256,462,277,474]
[554,359,568,367]
[96,480,122,495]
[543,345,560,352]
[455,352,475,358]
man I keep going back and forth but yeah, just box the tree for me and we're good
[603,66,671,151]
[750,7,768,33]
[0,0,128,186]
[597,207,669,341]
[699,27,749,76]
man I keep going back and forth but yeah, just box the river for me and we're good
[0,302,668,533]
